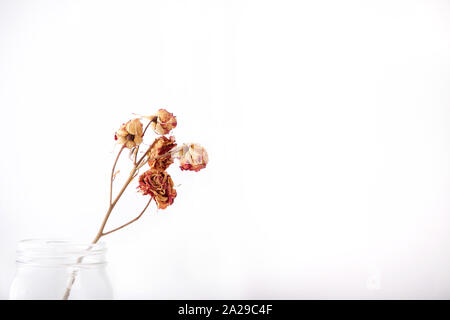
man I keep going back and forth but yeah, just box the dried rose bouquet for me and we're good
[62,109,208,299]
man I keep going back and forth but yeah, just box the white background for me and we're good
[1,0,450,299]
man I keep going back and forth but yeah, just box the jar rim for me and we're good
[16,239,107,267]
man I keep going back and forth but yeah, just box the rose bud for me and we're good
[137,169,177,209]
[147,136,177,171]
[175,143,209,172]
[115,119,144,149]
[148,109,177,135]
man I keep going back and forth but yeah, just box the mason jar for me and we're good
[9,239,113,300]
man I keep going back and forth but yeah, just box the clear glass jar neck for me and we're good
[16,239,107,268]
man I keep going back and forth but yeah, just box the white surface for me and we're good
[1,0,450,299]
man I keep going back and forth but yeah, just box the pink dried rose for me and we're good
[147,136,177,171]
[147,109,177,135]
[137,169,177,209]
[175,143,209,172]
[114,119,143,149]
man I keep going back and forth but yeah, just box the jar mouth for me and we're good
[16,239,107,267]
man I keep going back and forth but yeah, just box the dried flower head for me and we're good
[115,119,143,149]
[147,136,177,171]
[175,143,209,172]
[148,109,177,135]
[137,169,177,209]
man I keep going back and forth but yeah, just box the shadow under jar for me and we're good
[9,239,113,300]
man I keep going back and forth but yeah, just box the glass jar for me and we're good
[9,239,113,300]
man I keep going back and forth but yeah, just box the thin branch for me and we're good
[92,165,137,244]
[93,140,151,244]
[142,120,153,137]
[102,197,152,236]
[110,145,126,205]
[63,149,140,299]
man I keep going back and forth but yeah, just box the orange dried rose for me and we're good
[148,109,177,135]
[147,136,177,171]
[137,169,177,209]
[115,119,143,149]
[175,143,209,172]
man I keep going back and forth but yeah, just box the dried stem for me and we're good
[92,166,137,244]
[63,140,155,300]
[102,197,152,236]
[110,145,125,205]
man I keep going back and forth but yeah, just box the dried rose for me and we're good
[147,109,177,135]
[147,136,177,171]
[115,119,143,149]
[137,169,177,209]
[175,143,209,172]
